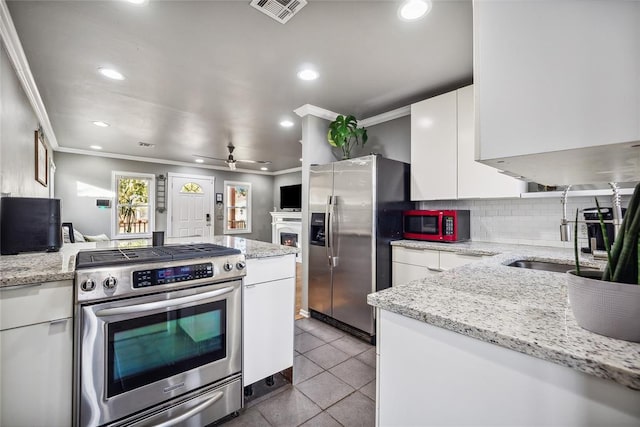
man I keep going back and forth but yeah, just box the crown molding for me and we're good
[360,105,411,127]
[272,166,302,176]
[0,1,58,149]
[294,104,339,121]
[55,147,275,176]
[294,103,410,128]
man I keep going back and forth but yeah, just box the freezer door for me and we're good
[331,156,375,334]
[308,164,334,316]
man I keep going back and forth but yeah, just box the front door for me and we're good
[168,174,214,238]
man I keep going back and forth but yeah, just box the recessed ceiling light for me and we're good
[297,69,319,81]
[92,121,110,127]
[299,158,303,162]
[98,67,125,80]
[90,145,102,150]
[126,0,147,4]
[398,0,431,21]
[280,120,294,128]
[195,159,204,164]
[260,167,268,171]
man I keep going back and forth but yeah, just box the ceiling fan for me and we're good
[194,143,272,170]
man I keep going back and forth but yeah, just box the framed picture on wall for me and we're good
[35,129,47,187]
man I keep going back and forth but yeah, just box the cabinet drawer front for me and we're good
[0,280,73,330]
[392,247,439,268]
[439,252,484,271]
[245,255,295,285]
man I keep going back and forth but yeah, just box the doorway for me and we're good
[167,173,215,238]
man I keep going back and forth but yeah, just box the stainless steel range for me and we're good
[74,243,246,427]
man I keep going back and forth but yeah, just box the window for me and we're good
[223,181,251,234]
[112,172,155,239]
[180,182,203,194]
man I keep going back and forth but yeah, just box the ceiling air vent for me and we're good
[250,0,307,24]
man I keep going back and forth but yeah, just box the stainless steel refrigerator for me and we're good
[308,155,412,340]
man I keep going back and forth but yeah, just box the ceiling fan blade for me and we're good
[235,159,272,164]
[192,154,228,162]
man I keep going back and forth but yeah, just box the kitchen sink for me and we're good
[506,260,574,274]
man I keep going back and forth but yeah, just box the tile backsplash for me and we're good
[418,195,630,249]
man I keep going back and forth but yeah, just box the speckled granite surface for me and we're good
[370,241,640,390]
[0,236,298,287]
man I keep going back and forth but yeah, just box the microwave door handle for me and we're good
[439,212,444,239]
[95,286,235,317]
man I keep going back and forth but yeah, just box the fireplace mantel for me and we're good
[271,212,302,262]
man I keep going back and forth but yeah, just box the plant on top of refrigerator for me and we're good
[327,115,368,160]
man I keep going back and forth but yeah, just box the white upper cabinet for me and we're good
[411,90,458,201]
[456,86,526,199]
[410,85,525,201]
[474,1,640,185]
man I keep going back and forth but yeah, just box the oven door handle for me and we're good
[95,286,235,317]
[154,390,224,427]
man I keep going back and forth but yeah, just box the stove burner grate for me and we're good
[75,243,241,269]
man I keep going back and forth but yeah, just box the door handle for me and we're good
[325,196,332,265]
[154,391,224,427]
[95,286,235,317]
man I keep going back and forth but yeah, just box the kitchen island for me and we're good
[369,240,640,426]
[0,236,298,427]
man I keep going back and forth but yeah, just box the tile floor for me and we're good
[223,317,376,427]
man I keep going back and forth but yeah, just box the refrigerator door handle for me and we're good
[329,196,337,268]
[325,195,332,266]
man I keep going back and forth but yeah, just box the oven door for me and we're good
[77,280,241,427]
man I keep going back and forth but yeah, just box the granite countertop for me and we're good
[369,240,640,390]
[0,236,299,288]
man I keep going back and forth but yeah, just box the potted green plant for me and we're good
[568,181,640,342]
[327,115,368,159]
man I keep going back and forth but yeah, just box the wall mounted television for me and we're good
[280,184,302,210]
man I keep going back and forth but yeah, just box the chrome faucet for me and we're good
[559,185,572,241]
[610,182,623,239]
[559,182,623,244]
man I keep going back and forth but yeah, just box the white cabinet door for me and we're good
[392,262,432,286]
[243,255,295,386]
[243,277,295,385]
[410,91,458,201]
[475,1,640,161]
[0,319,72,427]
[456,85,526,199]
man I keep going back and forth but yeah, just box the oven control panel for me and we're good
[75,254,246,302]
[133,263,213,288]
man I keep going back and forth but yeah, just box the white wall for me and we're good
[419,195,631,248]
[54,152,275,242]
[356,116,411,164]
[0,43,50,198]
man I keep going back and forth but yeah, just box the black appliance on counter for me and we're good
[582,206,626,253]
[0,197,62,255]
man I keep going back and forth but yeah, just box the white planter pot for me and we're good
[567,270,640,342]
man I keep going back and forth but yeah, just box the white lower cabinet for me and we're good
[377,309,640,426]
[392,246,485,286]
[0,280,73,427]
[243,255,295,386]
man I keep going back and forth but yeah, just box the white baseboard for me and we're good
[299,309,310,318]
